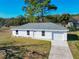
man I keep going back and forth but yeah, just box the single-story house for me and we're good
[11,23,69,40]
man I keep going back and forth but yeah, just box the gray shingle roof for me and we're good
[11,23,68,31]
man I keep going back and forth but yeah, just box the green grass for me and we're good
[68,31,79,59]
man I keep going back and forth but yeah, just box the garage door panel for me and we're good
[53,33,64,40]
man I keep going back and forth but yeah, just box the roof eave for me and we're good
[11,29,69,32]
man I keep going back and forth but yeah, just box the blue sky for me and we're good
[0,0,79,18]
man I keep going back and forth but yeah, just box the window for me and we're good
[16,30,18,35]
[42,31,45,36]
[27,30,30,35]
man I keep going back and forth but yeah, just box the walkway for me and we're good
[49,40,73,59]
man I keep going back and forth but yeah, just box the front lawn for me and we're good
[0,30,51,59]
[68,41,79,59]
[68,31,79,59]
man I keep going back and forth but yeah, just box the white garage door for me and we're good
[53,33,65,40]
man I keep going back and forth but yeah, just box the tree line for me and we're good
[0,14,70,27]
[0,15,27,27]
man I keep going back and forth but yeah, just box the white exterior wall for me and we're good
[12,30,33,38]
[33,31,52,40]
[12,30,67,40]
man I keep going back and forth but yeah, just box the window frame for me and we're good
[27,30,30,35]
[42,31,45,36]
[16,30,18,35]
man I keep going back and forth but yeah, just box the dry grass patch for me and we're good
[68,41,79,59]
[11,37,51,54]
[68,31,79,36]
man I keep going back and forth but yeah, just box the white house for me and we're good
[11,23,69,41]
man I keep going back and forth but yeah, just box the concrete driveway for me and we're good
[49,40,73,59]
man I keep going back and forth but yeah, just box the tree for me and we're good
[22,0,40,22]
[22,0,57,22]
[16,15,27,25]
[45,15,58,23]
[57,14,71,27]
[37,0,57,22]
[60,14,70,23]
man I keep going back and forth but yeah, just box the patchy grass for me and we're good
[68,31,79,59]
[68,31,79,36]
[12,37,51,54]
[0,30,13,45]
[68,41,79,59]
[13,37,50,45]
